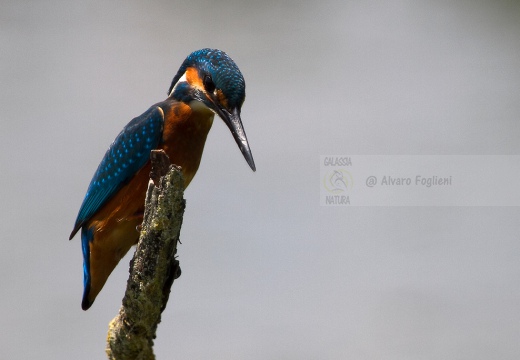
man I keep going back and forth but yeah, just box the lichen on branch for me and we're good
[106,150,184,360]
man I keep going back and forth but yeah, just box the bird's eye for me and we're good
[203,74,216,93]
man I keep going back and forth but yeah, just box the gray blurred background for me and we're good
[2,0,520,359]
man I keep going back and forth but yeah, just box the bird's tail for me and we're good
[79,221,139,310]
[81,227,93,310]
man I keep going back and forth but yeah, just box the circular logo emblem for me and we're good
[323,169,353,194]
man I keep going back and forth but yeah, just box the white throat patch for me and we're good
[169,71,187,96]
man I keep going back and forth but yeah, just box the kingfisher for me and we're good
[69,49,255,310]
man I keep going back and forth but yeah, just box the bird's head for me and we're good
[168,48,255,171]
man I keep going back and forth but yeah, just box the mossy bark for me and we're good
[106,150,184,360]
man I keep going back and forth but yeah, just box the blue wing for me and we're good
[69,106,164,239]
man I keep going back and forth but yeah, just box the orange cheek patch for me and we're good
[216,89,229,109]
[185,67,204,90]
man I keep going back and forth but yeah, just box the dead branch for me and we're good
[106,150,184,360]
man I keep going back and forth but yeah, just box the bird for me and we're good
[69,48,255,310]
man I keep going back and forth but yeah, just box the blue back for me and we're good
[70,106,164,238]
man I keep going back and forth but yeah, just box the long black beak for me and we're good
[217,107,256,171]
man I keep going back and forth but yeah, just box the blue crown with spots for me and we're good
[168,48,246,109]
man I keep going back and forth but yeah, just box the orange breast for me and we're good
[160,100,214,187]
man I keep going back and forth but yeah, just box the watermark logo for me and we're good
[323,169,353,194]
[320,156,352,206]
[320,155,520,206]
